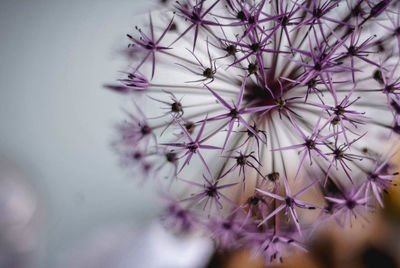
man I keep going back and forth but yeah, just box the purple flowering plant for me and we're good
[107,0,400,264]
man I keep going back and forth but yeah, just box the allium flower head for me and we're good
[107,0,400,264]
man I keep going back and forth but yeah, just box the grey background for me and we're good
[0,0,165,267]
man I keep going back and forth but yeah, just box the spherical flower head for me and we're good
[107,0,400,264]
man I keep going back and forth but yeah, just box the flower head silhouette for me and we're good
[107,0,400,264]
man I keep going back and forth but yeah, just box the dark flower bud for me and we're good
[267,172,280,182]
[247,63,259,74]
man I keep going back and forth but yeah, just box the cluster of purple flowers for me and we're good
[107,0,400,263]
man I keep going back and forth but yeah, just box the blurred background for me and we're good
[0,0,215,267]
[1,1,400,268]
